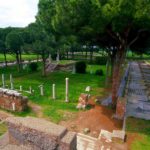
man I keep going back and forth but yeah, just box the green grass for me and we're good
[126,117,150,150]
[0,63,107,123]
[0,123,7,136]
[0,54,38,62]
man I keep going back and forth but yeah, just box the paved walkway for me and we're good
[126,62,150,120]
[0,60,42,68]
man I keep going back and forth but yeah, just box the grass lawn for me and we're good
[0,54,38,62]
[0,63,107,123]
[126,117,150,150]
[0,123,7,136]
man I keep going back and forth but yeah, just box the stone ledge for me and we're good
[5,117,77,150]
[59,131,76,150]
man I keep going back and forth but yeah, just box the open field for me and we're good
[0,62,107,123]
[0,54,38,62]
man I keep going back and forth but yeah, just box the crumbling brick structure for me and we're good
[0,88,28,112]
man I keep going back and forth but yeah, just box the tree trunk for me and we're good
[90,49,93,63]
[111,48,125,107]
[42,52,46,76]
[110,56,115,79]
[105,58,110,87]
[16,53,20,72]
[3,51,7,67]
[66,51,68,60]
[112,62,121,107]
[19,50,22,70]
[72,51,74,59]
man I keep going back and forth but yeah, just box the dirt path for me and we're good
[28,102,43,118]
[60,99,123,138]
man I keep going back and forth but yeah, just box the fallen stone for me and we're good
[58,131,76,150]
[76,93,88,109]
[112,130,125,143]
[83,128,90,134]
[98,129,112,143]
[85,86,91,92]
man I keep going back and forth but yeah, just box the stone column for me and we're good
[65,78,69,102]
[40,85,44,96]
[20,85,22,91]
[2,74,5,88]
[52,84,56,99]
[10,74,14,90]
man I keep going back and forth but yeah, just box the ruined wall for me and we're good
[0,88,28,112]
[6,117,76,150]
[116,97,126,120]
[55,63,75,72]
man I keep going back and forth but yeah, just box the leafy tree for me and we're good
[26,23,53,76]
[0,40,7,66]
[5,31,23,72]
[37,0,150,107]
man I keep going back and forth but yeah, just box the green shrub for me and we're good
[75,61,86,73]
[95,69,104,76]
[95,57,107,65]
[29,62,38,72]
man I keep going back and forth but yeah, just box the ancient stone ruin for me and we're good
[0,88,28,112]
[1,117,76,150]
[76,93,89,109]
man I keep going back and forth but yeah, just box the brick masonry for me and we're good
[116,97,126,120]
[0,88,28,112]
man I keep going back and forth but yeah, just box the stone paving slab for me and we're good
[126,62,150,120]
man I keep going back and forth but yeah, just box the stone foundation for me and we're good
[0,88,28,112]
[6,117,76,150]
[55,63,75,72]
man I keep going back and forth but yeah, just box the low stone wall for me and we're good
[116,97,126,120]
[0,88,28,112]
[6,117,76,150]
[55,63,75,72]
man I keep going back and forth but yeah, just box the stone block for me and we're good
[112,130,125,142]
[6,117,69,150]
[76,93,88,109]
[58,131,76,150]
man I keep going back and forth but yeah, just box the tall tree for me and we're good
[38,0,150,107]
[0,40,7,66]
[6,31,23,72]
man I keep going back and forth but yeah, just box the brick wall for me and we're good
[116,97,126,120]
[0,88,28,112]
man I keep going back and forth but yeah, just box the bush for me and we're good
[75,61,86,74]
[29,62,38,72]
[95,57,107,65]
[95,69,104,76]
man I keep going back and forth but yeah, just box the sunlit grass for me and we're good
[0,63,107,123]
